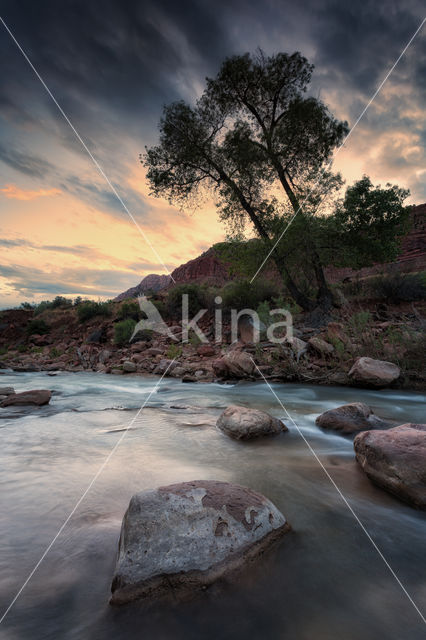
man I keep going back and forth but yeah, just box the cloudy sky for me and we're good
[0,0,425,307]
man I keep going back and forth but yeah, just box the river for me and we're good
[0,371,425,639]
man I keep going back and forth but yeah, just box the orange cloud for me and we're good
[0,184,62,200]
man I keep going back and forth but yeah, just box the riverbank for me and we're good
[0,299,425,390]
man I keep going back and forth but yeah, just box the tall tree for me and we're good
[143,50,348,311]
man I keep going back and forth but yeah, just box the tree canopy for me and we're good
[144,49,409,313]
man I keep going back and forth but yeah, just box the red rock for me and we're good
[1,390,52,407]
[197,345,216,357]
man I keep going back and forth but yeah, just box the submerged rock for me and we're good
[354,424,426,509]
[0,389,51,407]
[110,480,289,605]
[0,387,15,395]
[217,405,288,440]
[316,402,393,434]
[348,357,400,387]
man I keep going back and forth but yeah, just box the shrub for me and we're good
[167,343,182,359]
[368,273,426,303]
[27,318,50,335]
[77,301,111,323]
[221,279,277,311]
[166,284,206,318]
[118,301,140,321]
[114,319,136,345]
[349,310,371,333]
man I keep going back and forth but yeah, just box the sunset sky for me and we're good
[0,0,425,308]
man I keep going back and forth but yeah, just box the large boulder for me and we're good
[1,389,51,407]
[110,480,289,605]
[308,336,334,355]
[217,405,288,440]
[212,351,255,379]
[354,424,426,509]
[348,357,400,387]
[316,402,393,434]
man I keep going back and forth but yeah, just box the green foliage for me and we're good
[221,279,277,311]
[49,347,63,358]
[33,296,73,315]
[349,311,371,333]
[114,319,136,345]
[118,301,140,321]
[368,272,426,303]
[27,318,50,335]
[166,284,207,318]
[0,346,8,356]
[166,343,182,359]
[77,301,111,323]
[20,302,35,310]
[17,344,28,353]
[318,176,410,269]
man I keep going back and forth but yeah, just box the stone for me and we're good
[110,480,290,604]
[110,368,124,375]
[348,357,400,387]
[354,424,426,509]
[285,337,308,361]
[122,361,137,373]
[217,405,288,440]
[154,359,176,375]
[1,389,51,407]
[308,336,334,355]
[87,327,106,343]
[212,351,255,379]
[0,387,15,395]
[197,344,216,357]
[316,403,393,434]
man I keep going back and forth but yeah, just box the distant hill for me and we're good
[115,203,426,299]
[114,273,172,301]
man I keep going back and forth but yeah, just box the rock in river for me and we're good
[348,357,400,387]
[0,389,52,407]
[217,405,288,440]
[354,423,426,509]
[110,480,290,605]
[316,402,393,434]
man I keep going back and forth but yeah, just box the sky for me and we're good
[0,0,425,308]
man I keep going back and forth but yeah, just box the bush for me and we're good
[166,284,207,318]
[27,318,50,335]
[368,273,426,303]
[77,301,111,323]
[114,319,136,345]
[118,301,140,321]
[221,279,277,311]
[33,296,72,315]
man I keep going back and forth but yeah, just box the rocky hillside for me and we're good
[116,204,426,300]
[114,273,171,301]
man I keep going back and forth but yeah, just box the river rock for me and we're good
[0,387,15,395]
[348,357,400,387]
[315,402,393,434]
[308,336,334,355]
[354,424,426,509]
[110,480,290,604]
[217,405,288,440]
[0,389,51,407]
[122,360,137,373]
[212,351,255,378]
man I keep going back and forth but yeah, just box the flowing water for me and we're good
[0,370,425,640]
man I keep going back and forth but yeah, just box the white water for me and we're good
[0,371,425,639]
